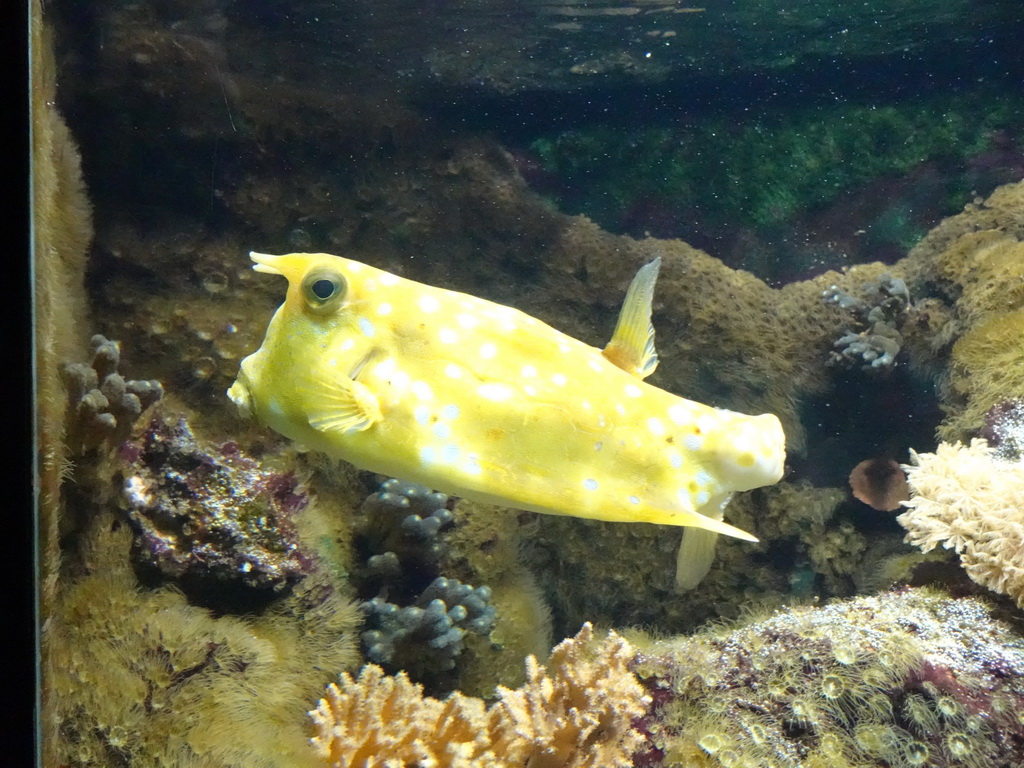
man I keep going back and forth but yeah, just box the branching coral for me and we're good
[823,273,910,371]
[898,439,1024,608]
[62,335,164,454]
[352,479,497,689]
[309,623,651,768]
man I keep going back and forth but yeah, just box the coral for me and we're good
[902,181,1024,441]
[361,577,496,675]
[309,623,651,768]
[32,4,94,759]
[120,410,311,599]
[354,478,455,593]
[435,496,554,694]
[898,439,1024,608]
[630,587,1024,768]
[62,334,164,454]
[350,478,497,689]
[50,522,360,768]
[823,274,910,371]
[946,306,1024,439]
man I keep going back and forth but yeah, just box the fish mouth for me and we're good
[227,374,254,420]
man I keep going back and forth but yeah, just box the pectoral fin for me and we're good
[301,365,381,434]
[603,257,660,379]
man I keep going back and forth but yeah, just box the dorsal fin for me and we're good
[602,257,660,379]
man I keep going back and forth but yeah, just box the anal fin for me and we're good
[674,528,720,592]
[673,492,738,592]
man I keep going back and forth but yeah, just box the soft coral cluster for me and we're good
[898,439,1024,608]
[308,623,651,768]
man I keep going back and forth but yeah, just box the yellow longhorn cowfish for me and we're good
[228,252,786,591]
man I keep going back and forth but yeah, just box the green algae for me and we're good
[531,87,1024,240]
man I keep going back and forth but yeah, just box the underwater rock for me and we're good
[981,399,1024,461]
[630,587,1024,768]
[120,410,311,599]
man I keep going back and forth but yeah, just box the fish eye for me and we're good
[302,269,347,311]
[311,279,336,300]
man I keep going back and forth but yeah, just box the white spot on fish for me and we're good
[456,313,478,330]
[441,404,460,419]
[581,400,592,410]
[524,385,537,396]
[412,381,434,401]
[377,303,393,316]
[696,490,710,506]
[615,404,626,415]
[558,343,570,354]
[419,295,440,313]
[552,373,567,386]
[341,338,355,352]
[594,441,603,452]
[439,327,459,344]
[697,415,718,435]
[329,358,337,367]
[598,415,607,427]
[521,365,537,378]
[348,262,363,272]
[442,444,460,463]
[365,279,377,291]
[647,417,665,436]
[379,272,399,286]
[466,453,482,475]
[668,404,690,425]
[444,363,462,379]
[373,359,397,378]
[478,383,514,401]
[420,445,436,465]
[625,384,643,398]
[695,470,712,487]
[391,370,411,390]
[629,495,640,505]
[583,478,599,491]
[414,405,430,425]
[480,342,498,360]
[434,423,451,439]
[589,359,603,372]
[684,434,703,451]
[669,451,683,469]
